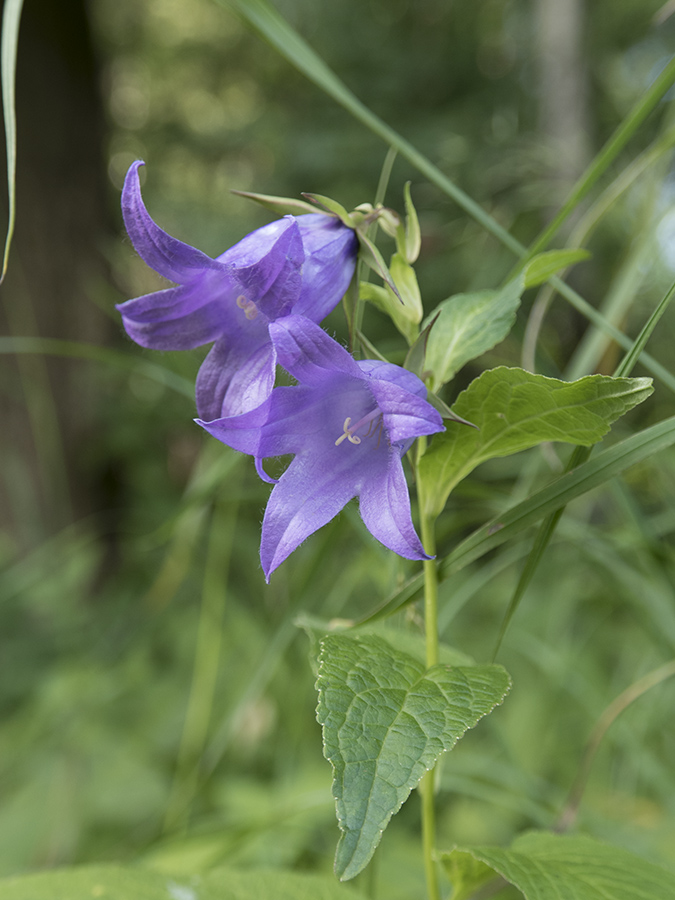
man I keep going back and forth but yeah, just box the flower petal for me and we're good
[260,450,359,580]
[232,217,304,321]
[358,453,430,560]
[116,269,241,350]
[196,385,318,459]
[270,315,362,383]
[195,335,277,420]
[358,359,427,398]
[122,161,221,283]
[367,378,444,446]
[293,215,358,320]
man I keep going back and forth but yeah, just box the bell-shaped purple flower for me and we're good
[116,161,358,419]
[197,316,444,580]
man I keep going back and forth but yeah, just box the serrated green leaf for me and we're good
[0,864,370,900]
[522,248,591,288]
[423,278,523,390]
[230,188,318,216]
[316,633,510,881]
[442,831,675,900]
[419,367,653,519]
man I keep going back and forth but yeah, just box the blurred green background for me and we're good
[1,0,675,895]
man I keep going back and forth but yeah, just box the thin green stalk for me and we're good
[352,146,399,348]
[421,521,440,900]
[422,513,439,669]
[417,439,441,900]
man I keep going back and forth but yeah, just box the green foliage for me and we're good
[3,0,675,897]
[0,0,22,281]
[0,865,369,900]
[423,279,523,391]
[360,249,422,345]
[443,832,675,900]
[521,249,591,289]
[419,369,653,519]
[316,633,510,880]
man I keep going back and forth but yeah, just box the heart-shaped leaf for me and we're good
[316,633,510,881]
[419,367,653,519]
[442,831,675,900]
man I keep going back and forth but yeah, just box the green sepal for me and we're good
[399,181,421,263]
[356,230,403,303]
[230,189,318,216]
[404,312,437,378]
[301,192,354,227]
[360,281,418,345]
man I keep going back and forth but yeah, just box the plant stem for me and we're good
[420,493,441,900]
[422,513,439,669]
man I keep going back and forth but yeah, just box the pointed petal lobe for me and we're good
[367,378,444,445]
[122,161,221,283]
[294,215,358,320]
[359,454,430,560]
[233,218,304,320]
[270,315,361,383]
[195,335,276,420]
[260,450,359,580]
[116,278,233,350]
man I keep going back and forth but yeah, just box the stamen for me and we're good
[236,294,258,320]
[335,417,361,446]
[334,410,383,447]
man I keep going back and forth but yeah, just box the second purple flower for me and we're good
[197,316,445,580]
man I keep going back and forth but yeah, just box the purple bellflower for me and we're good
[197,316,445,581]
[116,161,358,420]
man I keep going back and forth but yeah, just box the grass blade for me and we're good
[0,336,195,398]
[0,0,24,282]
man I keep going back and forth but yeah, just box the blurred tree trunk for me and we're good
[535,0,591,215]
[0,0,112,546]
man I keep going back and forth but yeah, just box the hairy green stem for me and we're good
[419,481,441,900]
